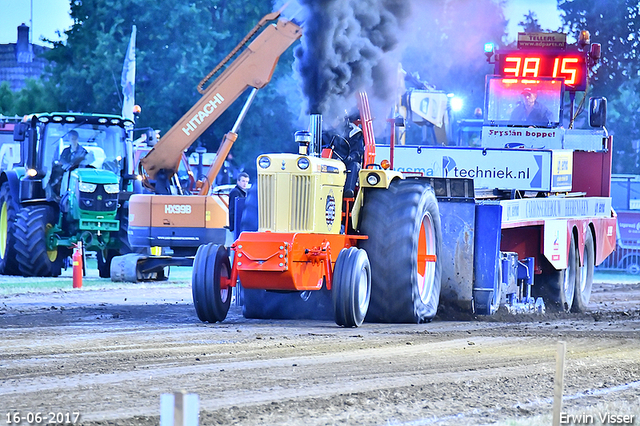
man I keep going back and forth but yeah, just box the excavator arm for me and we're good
[140,13,302,181]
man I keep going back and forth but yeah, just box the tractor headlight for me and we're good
[104,183,120,194]
[297,157,310,170]
[79,182,97,192]
[366,173,380,186]
[258,156,271,169]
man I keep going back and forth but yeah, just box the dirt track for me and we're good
[1,277,639,426]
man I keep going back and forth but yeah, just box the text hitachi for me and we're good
[182,93,225,136]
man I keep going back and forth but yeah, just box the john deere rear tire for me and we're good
[534,231,577,312]
[572,230,594,313]
[14,205,62,277]
[359,179,442,323]
[192,243,232,323]
[0,182,19,275]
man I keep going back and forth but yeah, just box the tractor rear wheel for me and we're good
[192,243,232,323]
[359,179,442,323]
[98,250,117,278]
[332,247,371,327]
[572,230,594,313]
[0,182,19,275]
[535,232,577,312]
[14,205,62,277]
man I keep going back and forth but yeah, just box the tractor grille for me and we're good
[258,173,313,232]
[79,185,118,212]
[290,175,311,231]
[258,174,276,230]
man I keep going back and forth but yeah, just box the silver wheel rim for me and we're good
[578,246,588,293]
[356,263,369,313]
[563,238,576,304]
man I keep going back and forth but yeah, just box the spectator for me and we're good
[228,172,250,231]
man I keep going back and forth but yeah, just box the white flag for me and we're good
[121,25,137,121]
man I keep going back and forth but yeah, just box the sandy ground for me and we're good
[1,274,639,426]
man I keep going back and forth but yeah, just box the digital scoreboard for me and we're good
[496,51,587,91]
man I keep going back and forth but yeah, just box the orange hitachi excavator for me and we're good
[110,11,302,281]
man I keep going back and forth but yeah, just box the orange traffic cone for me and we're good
[73,241,83,289]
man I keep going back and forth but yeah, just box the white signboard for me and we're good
[378,145,554,191]
[481,126,564,149]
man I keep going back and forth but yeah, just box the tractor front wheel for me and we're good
[98,249,117,278]
[332,247,371,327]
[14,205,62,277]
[192,243,232,323]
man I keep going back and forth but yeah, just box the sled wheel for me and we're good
[535,231,577,312]
[333,247,371,327]
[192,243,232,323]
[572,230,594,313]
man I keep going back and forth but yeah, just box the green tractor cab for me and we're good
[1,112,139,277]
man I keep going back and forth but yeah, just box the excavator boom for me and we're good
[140,16,302,180]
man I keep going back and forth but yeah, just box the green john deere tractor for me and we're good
[0,112,141,277]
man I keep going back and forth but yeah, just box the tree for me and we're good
[40,0,300,177]
[12,79,58,115]
[0,82,14,115]
[518,11,543,33]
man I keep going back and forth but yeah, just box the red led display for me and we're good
[497,51,587,91]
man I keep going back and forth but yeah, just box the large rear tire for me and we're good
[572,230,594,313]
[14,205,62,277]
[192,243,232,323]
[359,179,442,323]
[0,182,19,275]
[333,247,371,327]
[534,231,577,312]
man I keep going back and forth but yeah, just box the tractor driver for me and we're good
[510,87,552,124]
[322,112,364,199]
[59,130,92,171]
[48,130,94,199]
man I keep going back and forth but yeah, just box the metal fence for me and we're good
[596,239,640,275]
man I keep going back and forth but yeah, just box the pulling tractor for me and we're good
[192,92,443,326]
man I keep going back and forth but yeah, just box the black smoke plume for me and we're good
[290,0,412,119]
